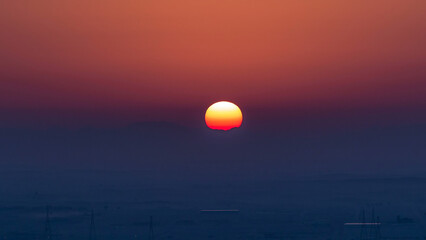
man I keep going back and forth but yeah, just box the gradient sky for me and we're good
[1,0,425,128]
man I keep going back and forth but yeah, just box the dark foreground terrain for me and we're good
[0,124,425,239]
[1,172,425,240]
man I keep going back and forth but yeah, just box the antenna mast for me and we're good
[44,206,53,240]
[148,216,154,240]
[89,209,97,240]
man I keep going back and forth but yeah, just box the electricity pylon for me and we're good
[359,208,381,240]
[89,209,96,240]
[44,206,52,240]
[148,216,154,240]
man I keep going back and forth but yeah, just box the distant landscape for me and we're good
[1,124,425,239]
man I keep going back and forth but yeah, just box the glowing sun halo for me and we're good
[205,101,243,130]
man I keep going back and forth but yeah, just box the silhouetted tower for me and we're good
[374,216,381,240]
[359,209,366,240]
[369,208,381,240]
[368,208,376,239]
[360,208,381,240]
[89,209,97,240]
[148,216,154,240]
[44,206,53,240]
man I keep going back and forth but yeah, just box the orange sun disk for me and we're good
[205,101,243,130]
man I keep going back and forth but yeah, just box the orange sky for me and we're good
[0,0,425,126]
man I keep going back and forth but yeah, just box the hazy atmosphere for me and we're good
[1,0,426,239]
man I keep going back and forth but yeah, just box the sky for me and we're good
[0,0,425,128]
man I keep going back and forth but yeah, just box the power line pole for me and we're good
[148,216,154,240]
[374,216,381,240]
[89,209,96,240]
[359,208,365,240]
[369,207,375,238]
[359,208,381,240]
[44,206,52,240]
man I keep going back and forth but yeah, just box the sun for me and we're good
[205,101,243,130]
